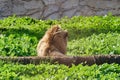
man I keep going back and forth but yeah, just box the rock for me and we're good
[24,0,44,9]
[43,4,59,19]
[0,0,12,16]
[62,9,76,18]
[0,0,120,19]
[12,0,26,15]
[61,0,79,9]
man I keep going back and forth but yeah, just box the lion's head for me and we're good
[37,25,68,57]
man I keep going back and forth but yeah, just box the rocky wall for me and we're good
[0,0,120,19]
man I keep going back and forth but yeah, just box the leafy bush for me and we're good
[0,34,37,56]
[0,15,120,79]
[0,61,119,80]
[59,15,120,39]
[68,32,120,55]
[0,15,120,56]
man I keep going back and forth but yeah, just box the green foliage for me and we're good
[0,61,119,80]
[0,16,49,39]
[1,15,120,56]
[0,34,37,56]
[68,32,120,55]
[0,15,120,79]
[59,15,120,39]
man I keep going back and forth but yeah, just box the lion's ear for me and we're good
[46,25,61,35]
[46,25,61,39]
[50,25,61,33]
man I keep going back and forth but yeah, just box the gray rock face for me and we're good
[0,0,120,19]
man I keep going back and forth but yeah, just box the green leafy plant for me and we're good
[0,62,119,80]
[0,15,120,56]
[0,15,120,79]
[68,32,120,55]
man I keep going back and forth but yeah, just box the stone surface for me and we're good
[0,0,120,19]
[61,0,79,9]
[43,4,59,18]
[12,0,26,15]
[63,9,76,18]
[24,0,44,9]
[0,0,12,16]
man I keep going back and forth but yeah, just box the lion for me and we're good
[37,25,68,57]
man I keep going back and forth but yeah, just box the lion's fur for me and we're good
[37,25,68,57]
